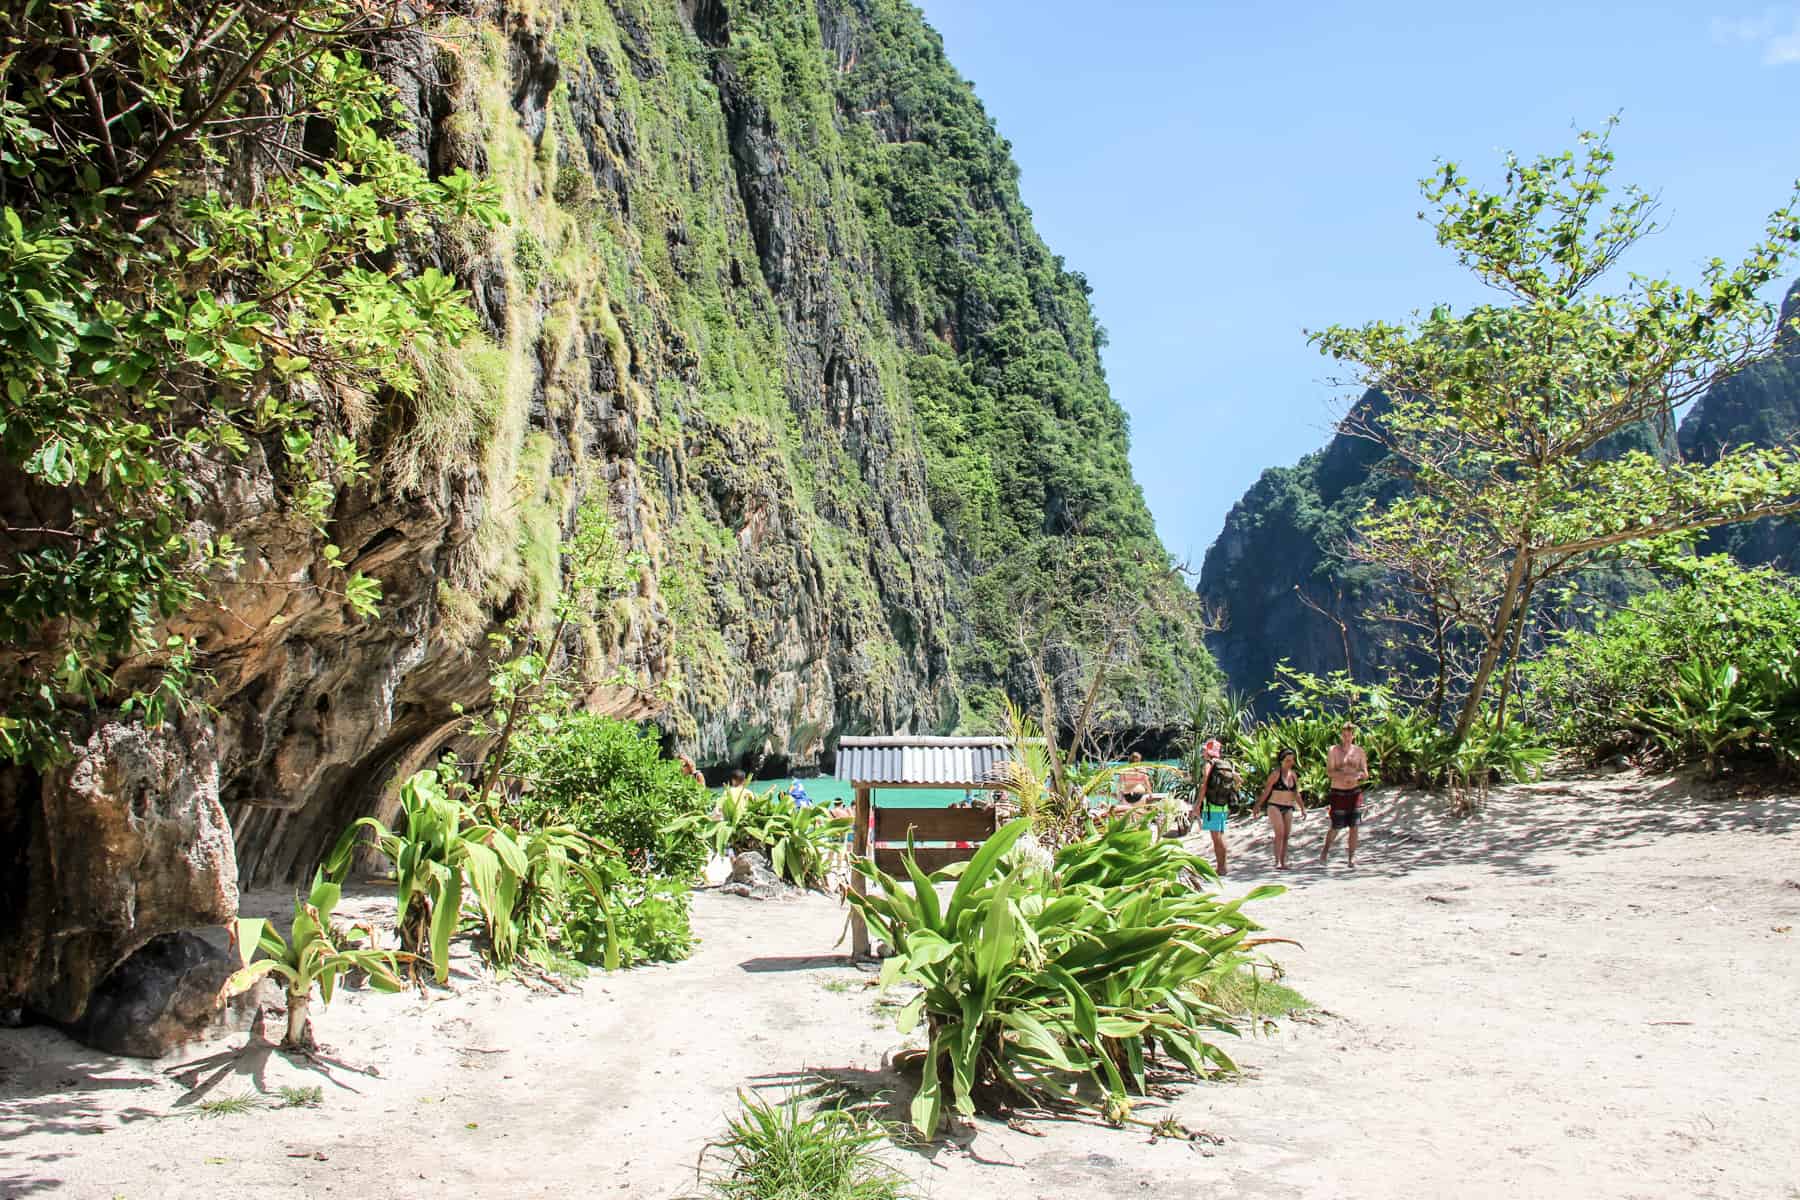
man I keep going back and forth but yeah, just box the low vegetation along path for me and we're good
[2,771,1796,1199]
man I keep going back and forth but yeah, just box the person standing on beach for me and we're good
[1320,722,1368,868]
[1194,739,1231,877]
[1256,747,1304,870]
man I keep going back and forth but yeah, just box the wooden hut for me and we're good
[833,735,1015,958]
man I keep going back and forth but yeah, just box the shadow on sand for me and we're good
[1223,769,1800,884]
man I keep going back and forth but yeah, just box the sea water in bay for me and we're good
[739,776,969,808]
[736,761,1180,809]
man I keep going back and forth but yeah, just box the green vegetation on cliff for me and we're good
[1,0,1215,777]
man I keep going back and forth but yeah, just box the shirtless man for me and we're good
[1320,722,1369,868]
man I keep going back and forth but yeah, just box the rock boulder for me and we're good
[721,851,796,901]
[0,720,237,1027]
[59,931,274,1059]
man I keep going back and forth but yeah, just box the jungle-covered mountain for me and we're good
[0,0,1215,1020]
[1198,281,1800,703]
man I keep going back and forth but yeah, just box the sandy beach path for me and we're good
[3,770,1796,1199]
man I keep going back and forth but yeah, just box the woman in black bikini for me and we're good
[1256,748,1305,870]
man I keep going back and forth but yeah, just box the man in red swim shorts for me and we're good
[1321,721,1368,869]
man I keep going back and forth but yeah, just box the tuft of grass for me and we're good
[192,1093,264,1119]
[820,978,853,994]
[278,1085,323,1109]
[698,1093,917,1200]
[1194,969,1312,1019]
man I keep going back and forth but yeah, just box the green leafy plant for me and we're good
[555,866,694,969]
[848,820,1280,1138]
[227,871,404,1050]
[329,764,627,979]
[1524,557,1800,774]
[511,714,712,882]
[707,790,850,889]
[326,767,504,983]
[1633,660,1774,779]
[696,1092,916,1200]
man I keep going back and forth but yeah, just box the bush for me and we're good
[708,789,850,889]
[1216,667,1547,803]
[1523,558,1800,773]
[557,870,695,969]
[850,820,1281,1138]
[512,715,712,881]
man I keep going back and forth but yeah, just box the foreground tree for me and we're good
[1313,124,1800,745]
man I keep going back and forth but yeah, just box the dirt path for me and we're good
[3,770,1797,1199]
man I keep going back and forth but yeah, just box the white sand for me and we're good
[3,769,1797,1199]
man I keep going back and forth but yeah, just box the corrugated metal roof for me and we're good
[834,736,1017,787]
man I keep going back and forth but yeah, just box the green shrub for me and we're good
[698,1092,916,1200]
[512,715,711,881]
[558,870,695,968]
[850,820,1280,1138]
[329,765,624,977]
[1523,557,1800,772]
[1214,667,1548,802]
[708,789,850,889]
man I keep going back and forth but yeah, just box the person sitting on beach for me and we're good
[1256,747,1305,870]
[1321,722,1369,868]
[1117,751,1151,806]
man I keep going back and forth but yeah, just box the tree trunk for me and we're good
[1452,546,1533,747]
[283,988,314,1050]
[1494,577,1538,727]
[1429,595,1448,724]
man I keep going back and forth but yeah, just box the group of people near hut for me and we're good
[1112,721,1369,876]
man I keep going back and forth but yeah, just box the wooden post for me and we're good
[850,785,871,960]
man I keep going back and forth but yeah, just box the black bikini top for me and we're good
[1269,770,1298,793]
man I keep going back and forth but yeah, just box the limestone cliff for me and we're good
[1,0,1212,1023]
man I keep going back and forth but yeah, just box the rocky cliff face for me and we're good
[2,0,1211,1024]
[1678,281,1800,571]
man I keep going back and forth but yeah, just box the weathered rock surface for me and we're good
[720,851,797,901]
[0,720,237,1025]
[57,931,272,1060]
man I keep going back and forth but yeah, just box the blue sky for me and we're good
[912,0,1800,566]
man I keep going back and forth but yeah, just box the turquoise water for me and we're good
[737,761,1181,809]
[741,777,970,808]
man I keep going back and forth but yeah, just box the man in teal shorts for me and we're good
[1194,738,1231,877]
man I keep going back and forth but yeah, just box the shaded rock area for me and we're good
[720,851,798,901]
[56,932,275,1059]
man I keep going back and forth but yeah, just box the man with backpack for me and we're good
[1193,738,1236,877]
